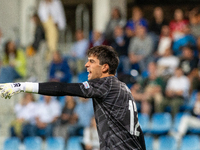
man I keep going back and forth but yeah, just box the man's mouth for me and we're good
[87,70,91,78]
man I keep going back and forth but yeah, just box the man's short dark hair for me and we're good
[87,45,119,75]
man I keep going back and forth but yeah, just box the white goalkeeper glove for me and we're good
[0,82,38,99]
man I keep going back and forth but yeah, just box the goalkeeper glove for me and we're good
[0,82,38,99]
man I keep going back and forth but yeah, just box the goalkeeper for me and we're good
[0,45,146,150]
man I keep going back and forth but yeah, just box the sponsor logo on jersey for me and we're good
[83,81,90,89]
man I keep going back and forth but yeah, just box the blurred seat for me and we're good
[180,135,200,150]
[158,135,177,150]
[66,136,83,150]
[46,137,65,150]
[150,113,172,135]
[173,112,189,132]
[189,127,200,134]
[173,112,200,134]
[144,135,154,150]
[188,113,200,134]
[180,90,198,111]
[24,136,42,150]
[3,137,20,150]
[138,113,150,133]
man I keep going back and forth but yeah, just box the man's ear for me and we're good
[102,64,109,73]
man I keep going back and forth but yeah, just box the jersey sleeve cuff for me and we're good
[24,82,39,93]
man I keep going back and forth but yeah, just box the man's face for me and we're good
[85,55,104,80]
[174,9,183,21]
[182,48,193,59]
[175,68,183,77]
[135,25,146,38]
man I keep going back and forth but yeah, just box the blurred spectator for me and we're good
[27,13,46,55]
[126,6,148,36]
[156,25,172,57]
[197,36,200,55]
[38,0,66,59]
[89,30,108,48]
[128,25,154,73]
[149,7,169,52]
[157,48,179,77]
[130,62,166,115]
[111,25,131,75]
[139,62,166,114]
[54,96,76,141]
[34,96,61,139]
[190,69,200,93]
[70,29,89,59]
[174,92,200,141]
[104,7,126,43]
[26,13,46,82]
[179,45,199,77]
[169,8,189,41]
[172,24,196,56]
[10,93,36,139]
[70,29,89,74]
[0,28,6,55]
[160,67,190,117]
[149,7,168,36]
[0,40,26,83]
[49,51,72,83]
[112,26,130,57]
[125,26,135,38]
[188,7,200,38]
[82,117,99,150]
[130,83,147,114]
[67,97,94,138]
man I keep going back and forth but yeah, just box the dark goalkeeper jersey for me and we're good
[39,76,146,150]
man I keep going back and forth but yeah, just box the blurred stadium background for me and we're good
[1,0,200,150]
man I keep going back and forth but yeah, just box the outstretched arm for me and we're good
[0,82,85,99]
[38,82,84,96]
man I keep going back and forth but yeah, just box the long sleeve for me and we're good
[38,82,85,97]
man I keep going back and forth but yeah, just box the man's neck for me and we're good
[100,74,114,78]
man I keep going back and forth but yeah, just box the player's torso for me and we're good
[92,77,143,150]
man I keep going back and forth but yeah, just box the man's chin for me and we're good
[88,77,92,81]
[87,74,91,80]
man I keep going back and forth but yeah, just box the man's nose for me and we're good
[85,61,89,67]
